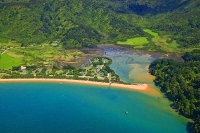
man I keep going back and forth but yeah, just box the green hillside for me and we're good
[0,0,145,49]
[149,0,200,49]
[0,0,199,52]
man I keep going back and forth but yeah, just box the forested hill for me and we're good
[149,50,200,133]
[149,0,200,48]
[0,0,145,48]
[101,0,190,15]
[0,0,200,50]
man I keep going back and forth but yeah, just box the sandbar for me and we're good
[0,78,148,91]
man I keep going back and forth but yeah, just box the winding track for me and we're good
[1,48,9,55]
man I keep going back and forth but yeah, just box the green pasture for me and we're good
[143,29,158,37]
[117,28,180,52]
[0,42,21,48]
[143,29,180,52]
[0,49,3,54]
[117,37,149,46]
[0,44,85,68]
[0,53,22,69]
[143,29,158,41]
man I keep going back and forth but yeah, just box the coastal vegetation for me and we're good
[149,50,200,133]
[0,56,121,83]
[0,43,86,69]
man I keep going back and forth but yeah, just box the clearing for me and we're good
[117,37,149,47]
[0,53,21,69]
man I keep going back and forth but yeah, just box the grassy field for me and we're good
[143,29,180,52]
[143,29,158,38]
[0,53,22,69]
[0,43,85,70]
[117,37,149,46]
[0,42,21,48]
[116,29,180,52]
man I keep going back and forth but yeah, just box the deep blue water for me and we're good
[0,82,188,133]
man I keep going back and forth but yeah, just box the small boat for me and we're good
[124,110,128,114]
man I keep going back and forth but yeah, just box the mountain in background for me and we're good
[101,0,189,15]
[0,0,199,51]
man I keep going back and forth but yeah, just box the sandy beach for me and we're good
[0,79,148,91]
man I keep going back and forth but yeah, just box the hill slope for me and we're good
[149,0,200,49]
[0,0,145,48]
[0,0,199,51]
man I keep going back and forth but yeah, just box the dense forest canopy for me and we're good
[0,0,145,48]
[0,0,199,50]
[149,50,200,133]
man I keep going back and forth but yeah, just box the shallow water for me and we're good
[100,45,182,83]
[0,83,188,133]
[101,46,164,84]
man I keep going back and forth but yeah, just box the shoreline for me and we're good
[0,78,148,91]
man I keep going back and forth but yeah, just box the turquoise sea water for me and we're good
[0,82,187,133]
